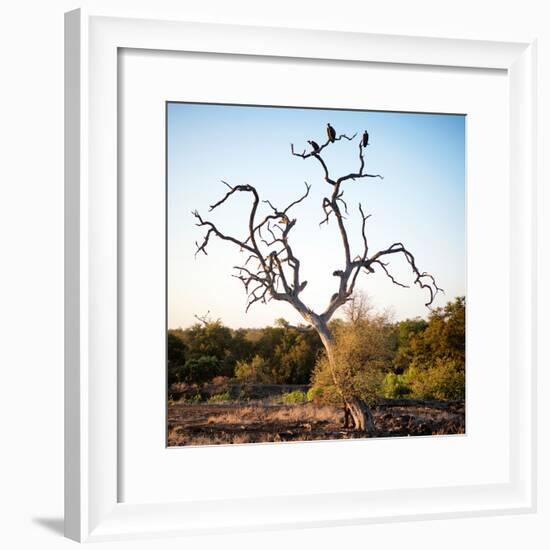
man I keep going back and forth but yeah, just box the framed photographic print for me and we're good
[65,10,537,543]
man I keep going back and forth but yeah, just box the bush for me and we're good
[310,312,393,407]
[180,356,220,384]
[306,386,324,403]
[167,332,188,385]
[208,391,231,403]
[382,372,412,398]
[396,297,465,374]
[169,321,323,386]
[281,390,308,405]
[185,394,202,404]
[404,358,465,400]
[309,355,343,406]
[234,355,272,383]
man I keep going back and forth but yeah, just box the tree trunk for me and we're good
[347,397,375,433]
[311,318,376,435]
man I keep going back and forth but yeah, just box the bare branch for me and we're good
[247,182,311,242]
[290,131,357,159]
[337,142,384,184]
[319,197,334,226]
[348,204,372,295]
[193,179,314,315]
[372,260,409,288]
[193,310,213,326]
[355,243,444,307]
[291,133,357,186]
[209,183,251,211]
[336,191,349,216]
[289,126,440,319]
[192,209,255,257]
[283,182,311,214]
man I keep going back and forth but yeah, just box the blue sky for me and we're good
[167,103,465,329]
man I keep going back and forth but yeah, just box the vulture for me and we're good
[327,123,336,143]
[308,140,320,153]
[362,130,369,148]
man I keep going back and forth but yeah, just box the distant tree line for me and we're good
[168,296,465,401]
[168,317,323,386]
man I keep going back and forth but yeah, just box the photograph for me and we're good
[166,102,466,446]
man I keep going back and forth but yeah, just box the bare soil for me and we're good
[167,399,465,447]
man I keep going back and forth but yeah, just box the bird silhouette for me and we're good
[362,131,369,148]
[308,140,320,153]
[327,123,336,143]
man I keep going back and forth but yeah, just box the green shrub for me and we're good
[186,394,202,404]
[306,386,324,403]
[309,313,391,407]
[404,358,465,400]
[180,356,220,384]
[308,354,343,406]
[382,372,412,398]
[234,355,272,383]
[281,390,308,405]
[208,391,231,403]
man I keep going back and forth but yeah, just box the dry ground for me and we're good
[167,399,465,446]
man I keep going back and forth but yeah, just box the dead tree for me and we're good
[194,310,214,326]
[192,125,442,434]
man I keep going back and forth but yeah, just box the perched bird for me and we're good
[362,130,369,148]
[327,123,336,143]
[278,214,290,225]
[308,140,320,153]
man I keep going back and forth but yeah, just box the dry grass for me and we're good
[206,403,335,425]
[167,399,464,447]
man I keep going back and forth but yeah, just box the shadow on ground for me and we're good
[33,517,64,536]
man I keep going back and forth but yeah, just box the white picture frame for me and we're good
[64,9,537,542]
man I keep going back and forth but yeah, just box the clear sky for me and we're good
[167,102,465,329]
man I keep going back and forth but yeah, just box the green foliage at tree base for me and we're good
[311,296,466,405]
[310,311,394,407]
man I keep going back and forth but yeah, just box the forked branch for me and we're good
[193,181,313,315]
